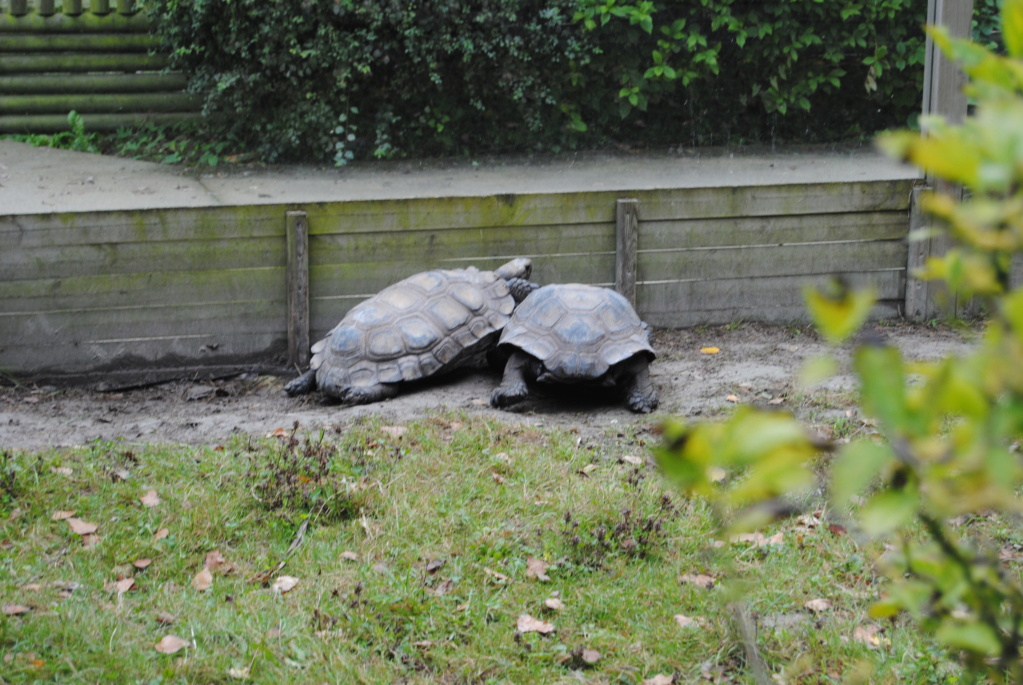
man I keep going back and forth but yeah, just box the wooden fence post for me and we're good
[615,198,639,307]
[908,0,974,320]
[286,210,311,369]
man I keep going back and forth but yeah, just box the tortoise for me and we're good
[489,283,659,413]
[285,258,536,405]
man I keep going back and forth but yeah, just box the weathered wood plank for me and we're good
[638,241,908,283]
[308,222,613,267]
[0,72,189,94]
[300,181,913,235]
[286,211,310,368]
[633,180,916,222]
[0,11,151,31]
[640,211,908,250]
[0,92,200,114]
[0,299,286,347]
[0,52,166,73]
[0,267,284,313]
[0,31,155,50]
[1,333,288,376]
[638,271,906,327]
[0,207,288,248]
[1,236,285,281]
[0,111,196,132]
[615,198,639,305]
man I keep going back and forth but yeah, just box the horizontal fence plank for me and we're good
[0,267,285,313]
[637,271,906,327]
[0,31,155,50]
[638,240,908,283]
[2,236,285,281]
[633,180,915,221]
[0,207,289,248]
[0,71,188,93]
[640,211,908,250]
[0,51,166,73]
[0,333,288,378]
[0,110,195,132]
[0,12,150,32]
[0,299,286,347]
[308,222,613,267]
[0,91,200,115]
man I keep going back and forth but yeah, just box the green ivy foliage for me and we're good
[148,0,1002,164]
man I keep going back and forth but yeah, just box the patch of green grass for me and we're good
[0,413,979,683]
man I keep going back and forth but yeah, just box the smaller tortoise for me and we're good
[285,258,535,405]
[490,283,659,413]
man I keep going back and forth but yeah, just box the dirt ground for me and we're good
[0,322,977,452]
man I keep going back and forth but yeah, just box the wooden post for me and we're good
[91,0,111,14]
[62,0,82,15]
[907,0,974,320]
[9,0,29,15]
[615,198,639,307]
[38,0,56,15]
[286,210,311,368]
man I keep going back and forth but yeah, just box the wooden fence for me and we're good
[0,178,915,385]
[0,0,199,133]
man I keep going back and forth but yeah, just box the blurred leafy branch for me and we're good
[656,0,1023,680]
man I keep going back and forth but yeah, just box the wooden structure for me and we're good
[0,0,199,133]
[0,149,918,385]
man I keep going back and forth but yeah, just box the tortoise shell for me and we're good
[496,283,655,381]
[311,265,520,396]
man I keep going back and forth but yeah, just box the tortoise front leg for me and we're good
[340,383,401,406]
[621,356,659,414]
[490,351,533,409]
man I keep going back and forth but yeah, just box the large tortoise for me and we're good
[285,258,535,405]
[489,283,659,413]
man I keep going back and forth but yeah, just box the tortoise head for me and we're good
[494,257,532,281]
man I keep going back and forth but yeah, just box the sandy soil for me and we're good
[0,322,977,452]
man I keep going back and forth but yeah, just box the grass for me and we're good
[0,413,992,683]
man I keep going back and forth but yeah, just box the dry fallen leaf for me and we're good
[700,347,720,355]
[581,648,601,664]
[526,557,551,582]
[139,489,161,508]
[544,597,565,611]
[51,510,75,521]
[620,454,644,466]
[192,567,213,592]
[731,531,784,547]
[432,578,455,596]
[516,614,555,635]
[21,583,42,592]
[2,604,31,616]
[579,464,597,476]
[340,551,359,562]
[853,624,884,648]
[484,567,509,583]
[154,635,190,654]
[425,559,446,574]
[227,666,251,680]
[133,558,153,570]
[271,575,299,594]
[204,549,226,572]
[266,427,288,438]
[66,518,98,536]
[643,675,676,685]
[679,573,716,589]
[380,425,407,439]
[105,578,136,595]
[726,394,741,403]
[674,613,704,629]
[804,598,832,613]
[154,528,170,541]
[51,466,73,476]
[155,611,176,624]
[81,533,99,548]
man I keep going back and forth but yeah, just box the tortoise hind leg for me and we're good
[620,356,659,414]
[490,351,533,409]
[339,383,401,406]
[284,369,317,396]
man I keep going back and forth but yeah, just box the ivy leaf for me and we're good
[804,280,875,344]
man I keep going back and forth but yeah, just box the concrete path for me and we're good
[0,140,920,215]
